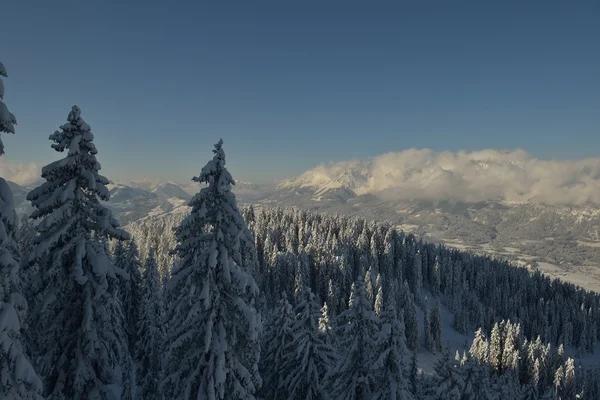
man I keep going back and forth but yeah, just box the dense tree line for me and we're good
[129,198,600,357]
[123,194,600,398]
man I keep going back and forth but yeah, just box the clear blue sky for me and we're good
[2,0,599,183]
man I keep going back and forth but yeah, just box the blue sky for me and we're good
[2,1,599,184]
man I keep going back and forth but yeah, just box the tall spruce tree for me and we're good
[0,59,43,400]
[319,301,333,343]
[371,301,413,400]
[423,299,433,352]
[135,248,164,400]
[260,296,295,399]
[18,214,36,260]
[120,240,143,353]
[404,293,419,352]
[280,287,336,399]
[18,214,40,315]
[0,62,16,155]
[163,139,262,399]
[328,280,378,400]
[26,105,130,399]
[430,349,463,399]
[431,300,443,353]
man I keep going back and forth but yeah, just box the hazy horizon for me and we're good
[5,146,600,207]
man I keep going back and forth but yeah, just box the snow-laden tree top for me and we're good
[28,105,128,255]
[175,137,252,267]
[0,61,17,155]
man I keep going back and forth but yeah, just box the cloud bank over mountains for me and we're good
[5,148,600,206]
[280,149,600,206]
[0,159,40,186]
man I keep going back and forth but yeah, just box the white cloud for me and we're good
[283,149,600,206]
[0,159,40,186]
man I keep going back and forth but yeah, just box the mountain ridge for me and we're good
[9,151,600,292]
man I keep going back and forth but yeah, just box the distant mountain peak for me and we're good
[276,149,600,206]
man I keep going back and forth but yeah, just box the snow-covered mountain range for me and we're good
[11,149,600,291]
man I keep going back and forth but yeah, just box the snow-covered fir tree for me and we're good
[489,321,505,375]
[260,295,295,399]
[279,287,336,399]
[469,328,489,365]
[18,214,36,261]
[119,240,143,353]
[0,62,17,155]
[371,301,413,400]
[135,248,164,400]
[402,287,419,352]
[0,59,43,400]
[430,299,443,353]
[374,285,384,317]
[423,299,433,352]
[26,105,130,399]
[18,214,40,316]
[163,139,261,400]
[319,301,333,343]
[429,349,463,399]
[458,353,493,400]
[328,279,379,400]
[409,352,419,398]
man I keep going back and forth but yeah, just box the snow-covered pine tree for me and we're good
[431,255,441,296]
[489,321,505,375]
[0,62,17,155]
[501,320,521,375]
[365,266,375,304]
[293,251,309,302]
[112,240,126,271]
[374,285,384,317]
[469,328,489,365]
[319,301,334,343]
[520,380,539,400]
[18,214,40,313]
[0,59,43,400]
[26,105,130,399]
[163,139,261,400]
[423,299,433,352]
[409,352,419,397]
[18,215,42,357]
[404,293,419,352]
[135,248,164,400]
[280,287,336,399]
[119,240,143,353]
[371,301,413,400]
[491,371,521,399]
[18,214,36,261]
[429,349,463,400]
[328,279,379,400]
[260,295,295,399]
[327,278,342,316]
[431,299,443,353]
[410,251,423,306]
[458,353,493,400]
